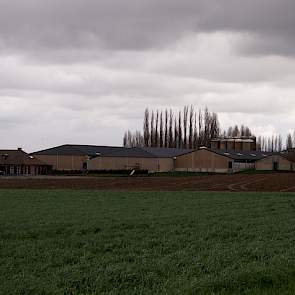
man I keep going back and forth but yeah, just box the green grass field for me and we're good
[1,190,295,294]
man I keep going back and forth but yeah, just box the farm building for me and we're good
[175,147,272,173]
[32,144,193,172]
[0,148,52,175]
[32,145,124,171]
[255,152,295,171]
[211,136,257,151]
[32,143,277,174]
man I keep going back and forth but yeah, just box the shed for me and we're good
[175,147,272,173]
[255,153,295,171]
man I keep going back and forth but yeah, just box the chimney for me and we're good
[17,147,22,151]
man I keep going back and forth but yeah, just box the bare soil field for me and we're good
[0,173,294,192]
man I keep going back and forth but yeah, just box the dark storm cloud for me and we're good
[1,0,295,151]
[0,0,295,56]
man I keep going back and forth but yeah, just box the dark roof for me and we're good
[99,147,156,158]
[0,149,50,166]
[258,151,295,163]
[32,144,194,158]
[32,144,125,157]
[207,148,274,161]
[141,147,194,158]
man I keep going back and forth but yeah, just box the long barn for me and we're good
[175,147,273,173]
[31,143,278,174]
[32,145,193,172]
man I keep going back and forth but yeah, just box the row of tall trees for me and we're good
[224,125,252,138]
[256,132,295,152]
[123,106,295,152]
[286,131,295,150]
[123,106,220,149]
[257,135,283,152]
[123,130,144,148]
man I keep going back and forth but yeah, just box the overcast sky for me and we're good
[1,0,295,151]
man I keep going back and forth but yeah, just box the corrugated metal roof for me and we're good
[32,144,125,157]
[100,147,156,158]
[209,148,274,161]
[259,152,295,163]
[32,144,194,158]
[32,144,280,161]
[140,147,194,158]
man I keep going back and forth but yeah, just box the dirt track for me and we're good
[0,173,294,192]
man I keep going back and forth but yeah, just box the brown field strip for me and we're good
[0,173,294,192]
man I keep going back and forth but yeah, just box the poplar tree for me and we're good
[164,109,168,148]
[159,111,164,147]
[188,106,194,149]
[155,110,159,147]
[168,110,173,148]
[178,111,182,148]
[183,106,188,148]
[143,108,150,147]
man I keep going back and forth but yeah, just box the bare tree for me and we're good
[198,109,203,146]
[174,117,178,148]
[257,136,262,151]
[227,126,233,137]
[210,112,220,141]
[188,106,194,149]
[178,111,182,148]
[287,133,293,150]
[183,106,188,148]
[204,107,211,147]
[159,111,164,147]
[143,108,150,147]
[278,135,283,152]
[271,135,274,152]
[155,110,159,147]
[150,111,155,147]
[245,126,251,137]
[123,131,128,147]
[193,112,198,149]
[134,131,144,147]
[164,109,168,148]
[168,110,173,148]
[232,125,239,137]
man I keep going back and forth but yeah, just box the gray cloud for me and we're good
[1,0,295,57]
[1,0,295,151]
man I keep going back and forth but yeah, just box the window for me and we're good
[17,166,21,175]
[228,161,233,169]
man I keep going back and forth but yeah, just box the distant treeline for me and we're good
[123,106,295,152]
[257,132,295,152]
[124,106,249,149]
[124,107,219,149]
[257,135,283,152]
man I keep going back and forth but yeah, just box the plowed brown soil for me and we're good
[0,173,294,192]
